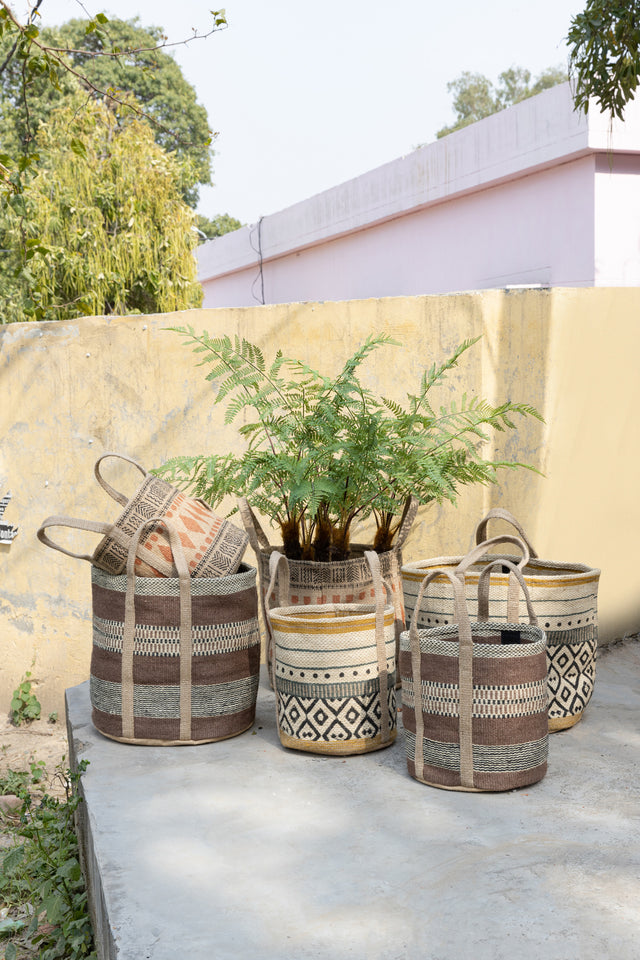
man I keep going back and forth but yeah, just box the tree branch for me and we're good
[0,2,226,148]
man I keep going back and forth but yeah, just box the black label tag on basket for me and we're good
[500,629,522,644]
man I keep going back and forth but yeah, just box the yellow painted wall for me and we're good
[1,289,638,713]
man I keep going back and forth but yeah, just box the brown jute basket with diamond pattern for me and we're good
[402,509,601,732]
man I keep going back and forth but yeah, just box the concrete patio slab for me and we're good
[66,640,640,960]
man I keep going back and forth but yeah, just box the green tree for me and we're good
[0,6,236,323]
[195,212,244,242]
[0,16,217,206]
[0,95,203,322]
[437,65,568,138]
[568,0,640,118]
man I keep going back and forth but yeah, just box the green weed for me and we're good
[10,674,41,727]
[0,759,96,960]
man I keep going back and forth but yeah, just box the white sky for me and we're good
[25,0,584,224]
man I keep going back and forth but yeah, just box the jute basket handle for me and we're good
[364,549,391,745]
[122,517,192,741]
[37,515,129,563]
[394,496,419,550]
[263,551,289,687]
[455,534,530,575]
[266,549,291,610]
[94,452,148,508]
[476,559,539,626]
[455,534,530,622]
[408,568,472,786]
[96,452,220,516]
[237,498,272,555]
[474,508,538,559]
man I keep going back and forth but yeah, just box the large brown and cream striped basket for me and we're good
[266,550,397,756]
[238,497,418,680]
[89,517,261,745]
[400,561,549,792]
[402,509,601,732]
[38,452,248,579]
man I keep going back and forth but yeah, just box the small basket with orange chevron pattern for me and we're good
[38,451,248,579]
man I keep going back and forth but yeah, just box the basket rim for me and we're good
[400,619,547,655]
[91,560,257,590]
[269,602,395,629]
[401,554,600,582]
[259,543,402,567]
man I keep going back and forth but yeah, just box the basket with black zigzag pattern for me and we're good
[402,509,601,732]
[266,550,397,756]
[89,517,260,745]
[400,561,549,792]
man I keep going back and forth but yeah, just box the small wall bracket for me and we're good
[0,491,19,542]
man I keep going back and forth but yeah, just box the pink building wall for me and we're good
[594,153,640,285]
[198,84,640,306]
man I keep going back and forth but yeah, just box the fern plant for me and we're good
[156,328,543,560]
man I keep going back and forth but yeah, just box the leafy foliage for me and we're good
[195,213,244,241]
[0,17,216,207]
[0,761,45,798]
[10,673,41,726]
[0,759,95,960]
[156,331,543,561]
[568,0,640,118]
[0,6,234,322]
[0,95,203,322]
[436,65,567,138]
[0,8,226,200]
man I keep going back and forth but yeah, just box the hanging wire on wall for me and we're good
[249,216,265,305]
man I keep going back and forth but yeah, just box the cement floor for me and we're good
[66,640,640,960]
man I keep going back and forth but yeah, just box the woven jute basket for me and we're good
[38,452,248,579]
[89,517,261,745]
[402,509,601,732]
[238,497,418,681]
[400,561,549,792]
[266,550,397,756]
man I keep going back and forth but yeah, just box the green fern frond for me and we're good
[164,327,543,558]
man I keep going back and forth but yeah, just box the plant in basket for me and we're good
[153,328,543,659]
[155,328,542,563]
[156,329,543,750]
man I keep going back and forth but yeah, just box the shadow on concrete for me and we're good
[68,642,640,960]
